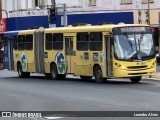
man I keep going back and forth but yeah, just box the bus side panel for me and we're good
[44,50,56,73]
[25,51,35,72]
[74,51,86,75]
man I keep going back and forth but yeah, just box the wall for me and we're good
[51,12,134,27]
[6,16,49,31]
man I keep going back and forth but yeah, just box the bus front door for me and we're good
[105,36,112,77]
[65,37,74,73]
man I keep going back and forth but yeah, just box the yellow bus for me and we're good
[12,23,156,83]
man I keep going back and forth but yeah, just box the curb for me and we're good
[143,76,160,81]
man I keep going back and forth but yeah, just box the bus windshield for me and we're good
[113,33,155,60]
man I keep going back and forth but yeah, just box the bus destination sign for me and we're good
[113,26,151,34]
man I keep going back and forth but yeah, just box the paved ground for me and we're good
[1,66,160,120]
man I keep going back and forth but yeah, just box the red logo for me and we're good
[0,19,6,33]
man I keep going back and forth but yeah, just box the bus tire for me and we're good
[80,76,92,80]
[130,76,142,83]
[18,63,25,78]
[94,66,104,83]
[51,64,58,80]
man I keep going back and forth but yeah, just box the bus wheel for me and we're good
[51,64,58,80]
[18,63,25,78]
[80,76,92,80]
[130,76,142,83]
[94,66,104,83]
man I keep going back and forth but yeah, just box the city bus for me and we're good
[7,23,156,83]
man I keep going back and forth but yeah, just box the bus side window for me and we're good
[77,32,89,51]
[18,35,25,50]
[45,33,52,50]
[26,35,33,50]
[53,33,63,50]
[90,32,102,51]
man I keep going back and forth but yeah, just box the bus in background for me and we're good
[4,31,20,70]
[10,23,156,83]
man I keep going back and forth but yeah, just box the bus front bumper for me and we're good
[113,67,156,78]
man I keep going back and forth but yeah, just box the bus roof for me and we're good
[44,24,150,33]
[17,23,150,34]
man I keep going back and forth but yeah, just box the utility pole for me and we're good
[147,0,150,25]
[158,12,160,53]
[63,3,67,27]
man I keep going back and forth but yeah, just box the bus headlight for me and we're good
[115,63,125,69]
[121,66,125,69]
[150,62,156,68]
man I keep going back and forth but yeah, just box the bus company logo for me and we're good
[21,53,28,72]
[55,52,66,74]
[137,54,142,60]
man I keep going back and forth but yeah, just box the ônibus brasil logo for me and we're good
[21,53,27,72]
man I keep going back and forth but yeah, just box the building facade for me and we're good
[1,0,160,24]
[0,0,160,68]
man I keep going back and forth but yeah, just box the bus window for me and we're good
[90,32,102,51]
[45,33,52,50]
[53,33,63,50]
[18,35,25,50]
[26,35,33,50]
[13,35,18,50]
[77,32,89,51]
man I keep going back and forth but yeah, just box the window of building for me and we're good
[18,35,25,50]
[77,32,89,51]
[45,33,52,50]
[90,32,102,51]
[142,0,154,4]
[35,0,44,7]
[53,33,63,50]
[26,35,33,50]
[88,0,96,6]
[120,0,132,5]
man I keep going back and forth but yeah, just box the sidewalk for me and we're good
[143,65,160,81]
[143,72,160,81]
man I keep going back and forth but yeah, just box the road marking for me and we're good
[44,117,63,119]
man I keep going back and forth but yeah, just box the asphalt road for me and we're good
[0,70,160,120]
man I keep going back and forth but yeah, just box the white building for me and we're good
[2,0,160,18]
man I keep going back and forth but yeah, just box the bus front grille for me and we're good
[127,66,147,69]
[128,72,148,75]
